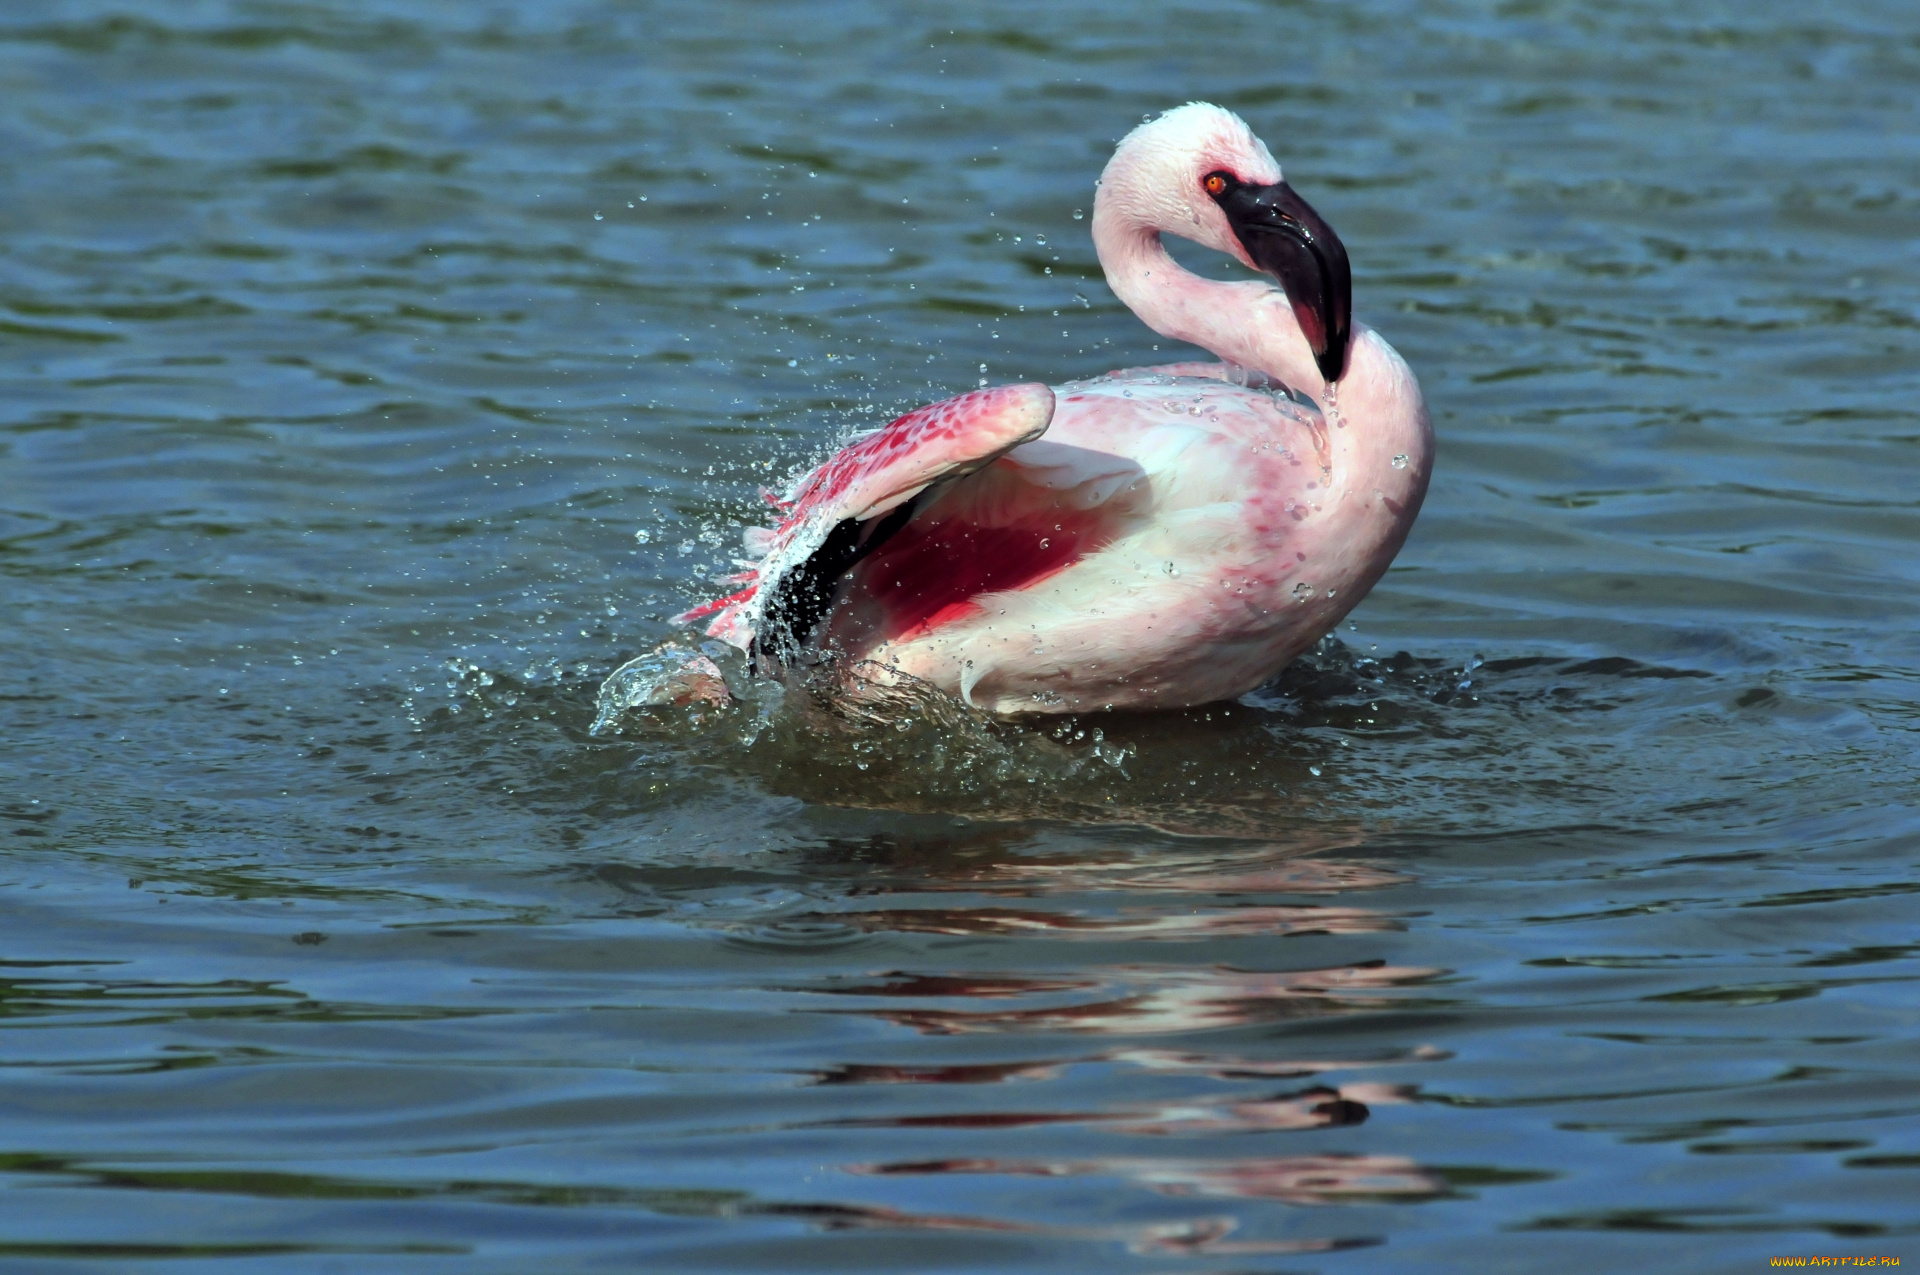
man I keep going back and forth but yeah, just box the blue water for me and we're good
[3,1,1918,1270]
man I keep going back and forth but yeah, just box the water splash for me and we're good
[591,644,734,734]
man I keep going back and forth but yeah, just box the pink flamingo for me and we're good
[677,103,1432,715]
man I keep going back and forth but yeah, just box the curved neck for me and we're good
[1092,203,1431,519]
[1092,213,1327,397]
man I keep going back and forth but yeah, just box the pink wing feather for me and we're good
[673,383,1054,651]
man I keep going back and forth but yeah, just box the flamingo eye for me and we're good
[1203,172,1230,196]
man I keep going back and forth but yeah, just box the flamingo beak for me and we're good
[1210,178,1352,383]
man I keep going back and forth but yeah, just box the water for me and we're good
[3,1,1918,1270]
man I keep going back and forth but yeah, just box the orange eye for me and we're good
[1204,173,1228,195]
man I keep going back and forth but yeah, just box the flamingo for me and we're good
[673,103,1432,715]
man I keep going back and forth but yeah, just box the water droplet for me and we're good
[788,358,798,367]
[1292,582,1315,601]
[627,201,635,209]
[634,529,651,543]
[1072,209,1084,220]
[593,211,603,221]
[1392,453,1409,469]
[1035,235,1047,246]
[1308,765,1322,776]
[1039,538,1050,548]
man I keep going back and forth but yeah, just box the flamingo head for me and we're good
[1098,102,1353,383]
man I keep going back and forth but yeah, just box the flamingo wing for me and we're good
[674,383,1054,656]
[818,436,1150,657]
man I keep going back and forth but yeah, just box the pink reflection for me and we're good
[831,1083,1410,1137]
[812,1060,1062,1086]
[759,1199,1032,1235]
[1112,1042,1452,1079]
[1111,1084,1378,1136]
[815,903,1403,939]
[805,972,1097,999]
[1134,1220,1378,1256]
[868,962,1445,1036]
[994,854,1411,896]
[808,1043,1449,1087]
[767,1197,1365,1257]
[858,1151,1446,1207]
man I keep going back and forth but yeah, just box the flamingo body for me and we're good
[674,104,1433,714]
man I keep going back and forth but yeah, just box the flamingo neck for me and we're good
[1093,204,1430,528]
[1092,215,1327,397]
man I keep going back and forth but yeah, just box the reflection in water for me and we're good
[801,972,1098,999]
[861,1152,1448,1206]
[809,1046,1450,1087]
[856,847,1412,898]
[577,818,1450,1255]
[750,828,1449,1256]
[1111,1044,1453,1080]
[846,962,1446,1036]
[769,1199,1371,1258]
[776,844,1408,900]
[1020,857,1414,895]
[814,1149,1447,1260]
[811,1060,1064,1086]
[803,901,1405,939]
[829,1082,1393,1135]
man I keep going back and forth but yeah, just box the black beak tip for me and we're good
[1211,176,1353,388]
[1316,343,1347,385]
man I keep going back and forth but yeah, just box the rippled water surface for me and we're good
[4,1,1919,1270]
